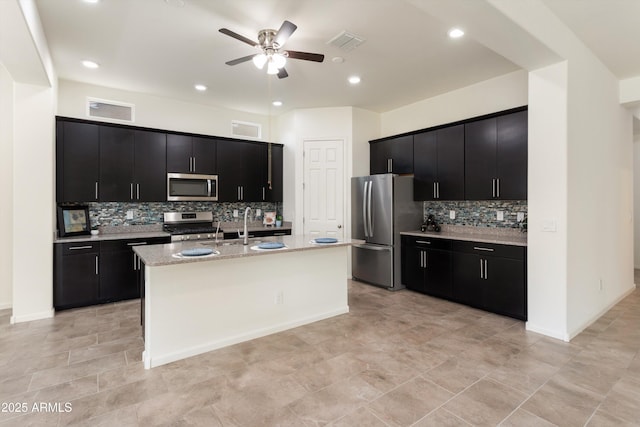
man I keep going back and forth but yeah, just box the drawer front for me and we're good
[402,235,451,251]
[58,242,100,255]
[451,240,525,260]
[101,237,170,252]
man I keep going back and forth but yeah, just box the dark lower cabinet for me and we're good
[54,236,169,311]
[222,228,292,240]
[401,235,527,320]
[451,241,527,320]
[401,236,452,299]
[54,243,100,310]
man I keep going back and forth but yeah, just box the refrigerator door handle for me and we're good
[367,180,373,236]
[362,181,369,237]
[352,243,392,252]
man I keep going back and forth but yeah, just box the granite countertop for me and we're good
[54,224,170,244]
[401,225,527,247]
[134,234,358,267]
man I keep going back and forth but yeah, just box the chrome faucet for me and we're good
[243,207,251,245]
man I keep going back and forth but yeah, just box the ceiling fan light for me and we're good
[267,60,279,75]
[253,53,267,69]
[272,53,287,69]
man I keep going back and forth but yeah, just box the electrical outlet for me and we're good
[126,210,134,220]
[256,208,261,217]
[449,210,456,220]
[517,212,525,222]
[497,211,504,221]
[275,291,284,305]
[233,210,239,218]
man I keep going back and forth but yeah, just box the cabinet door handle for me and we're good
[241,186,244,201]
[492,179,496,198]
[480,258,484,279]
[473,246,494,252]
[437,182,440,199]
[193,157,196,172]
[424,251,428,269]
[95,255,99,275]
[136,183,140,200]
[69,245,93,250]
[433,182,436,199]
[130,183,134,200]
[95,182,99,200]
[133,253,137,270]
[416,240,431,245]
[263,187,266,201]
[484,259,488,280]
[274,232,286,236]
[127,242,148,246]
[496,179,500,198]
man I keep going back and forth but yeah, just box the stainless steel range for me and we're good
[163,211,220,242]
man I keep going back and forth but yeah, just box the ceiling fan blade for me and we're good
[277,68,288,79]
[219,28,258,47]
[225,54,256,66]
[286,50,325,62]
[274,20,297,47]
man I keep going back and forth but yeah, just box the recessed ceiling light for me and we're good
[348,76,361,85]
[448,28,465,39]
[272,101,283,107]
[194,84,207,91]
[82,60,99,69]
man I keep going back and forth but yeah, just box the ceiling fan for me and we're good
[219,20,324,79]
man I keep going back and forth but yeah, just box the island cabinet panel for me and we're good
[217,140,266,202]
[370,135,413,174]
[56,120,100,203]
[167,134,217,174]
[451,241,527,320]
[133,130,167,202]
[465,110,527,200]
[99,126,135,201]
[401,235,452,299]
[54,242,100,310]
[413,125,464,201]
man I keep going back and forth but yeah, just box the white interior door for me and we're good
[303,139,344,238]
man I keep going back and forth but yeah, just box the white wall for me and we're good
[527,62,569,339]
[381,70,528,137]
[565,57,634,337]
[0,64,14,310]
[58,80,271,141]
[12,82,56,322]
[352,108,379,177]
[634,125,640,269]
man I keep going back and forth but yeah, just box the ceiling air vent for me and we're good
[86,97,134,122]
[327,30,366,52]
[231,120,262,140]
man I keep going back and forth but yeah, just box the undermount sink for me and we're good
[199,239,262,246]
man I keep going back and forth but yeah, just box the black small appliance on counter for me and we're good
[420,214,441,232]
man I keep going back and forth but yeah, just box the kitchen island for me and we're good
[134,235,355,369]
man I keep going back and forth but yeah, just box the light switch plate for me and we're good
[256,208,261,217]
[449,210,456,220]
[542,219,557,232]
[126,210,134,220]
[233,210,239,218]
[497,211,504,221]
[517,212,525,222]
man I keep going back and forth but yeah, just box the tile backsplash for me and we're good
[423,200,527,228]
[83,201,282,227]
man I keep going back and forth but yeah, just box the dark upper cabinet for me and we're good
[134,130,166,201]
[370,135,413,174]
[99,126,135,201]
[465,110,527,200]
[265,144,284,202]
[167,134,217,174]
[413,125,464,200]
[217,139,266,202]
[56,120,100,202]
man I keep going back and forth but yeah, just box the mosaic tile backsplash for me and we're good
[84,201,282,227]
[423,200,527,229]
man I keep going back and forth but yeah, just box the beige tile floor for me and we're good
[1,276,639,426]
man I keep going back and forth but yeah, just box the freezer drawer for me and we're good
[352,244,393,289]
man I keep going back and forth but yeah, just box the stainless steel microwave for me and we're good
[167,173,218,201]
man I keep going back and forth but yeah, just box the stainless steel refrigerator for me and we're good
[351,174,423,290]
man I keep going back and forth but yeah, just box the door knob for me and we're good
[337,225,342,229]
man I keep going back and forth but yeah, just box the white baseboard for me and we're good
[145,306,349,369]
[525,322,569,342]
[10,308,54,324]
[0,302,12,310]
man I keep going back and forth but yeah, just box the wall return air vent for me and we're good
[86,98,135,122]
[231,120,262,139]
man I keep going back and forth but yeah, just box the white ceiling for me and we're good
[34,0,640,116]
